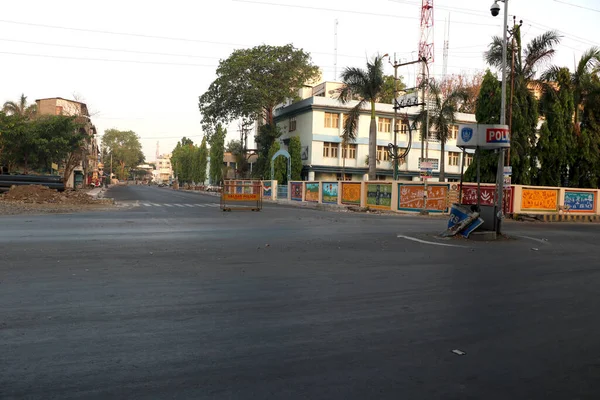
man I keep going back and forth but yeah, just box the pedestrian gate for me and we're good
[220,180,263,212]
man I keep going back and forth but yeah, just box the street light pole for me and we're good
[495,0,509,234]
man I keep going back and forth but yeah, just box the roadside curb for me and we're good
[514,213,600,223]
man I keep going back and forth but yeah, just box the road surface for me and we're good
[2,185,600,399]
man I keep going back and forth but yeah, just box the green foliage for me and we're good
[510,78,538,185]
[288,136,303,180]
[414,80,468,181]
[171,136,210,184]
[378,74,406,104]
[339,55,387,180]
[2,94,37,118]
[198,137,208,184]
[535,68,574,186]
[464,70,502,183]
[0,113,83,177]
[209,125,226,184]
[254,123,282,179]
[199,44,320,135]
[101,129,144,181]
[267,141,287,183]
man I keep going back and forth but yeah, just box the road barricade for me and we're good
[220,180,262,211]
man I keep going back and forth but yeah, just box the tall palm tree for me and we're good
[415,81,467,181]
[2,94,37,118]
[340,113,358,180]
[541,46,600,134]
[339,55,386,180]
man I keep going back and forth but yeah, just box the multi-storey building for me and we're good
[155,153,173,183]
[274,84,476,182]
[36,97,99,188]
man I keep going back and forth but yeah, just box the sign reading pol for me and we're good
[457,124,510,149]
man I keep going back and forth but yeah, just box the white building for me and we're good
[274,86,476,182]
[155,153,173,183]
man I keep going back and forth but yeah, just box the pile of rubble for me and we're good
[0,185,103,205]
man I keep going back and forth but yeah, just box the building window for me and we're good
[336,173,352,181]
[466,153,474,166]
[342,144,357,159]
[289,116,297,132]
[324,112,340,128]
[449,124,458,140]
[449,152,460,166]
[323,142,338,158]
[377,146,390,162]
[378,117,392,133]
[395,119,409,134]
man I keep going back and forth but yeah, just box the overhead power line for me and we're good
[553,0,600,13]
[232,0,500,27]
[0,38,222,59]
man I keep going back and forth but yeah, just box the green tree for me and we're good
[198,137,208,184]
[254,123,282,179]
[486,26,560,184]
[267,141,287,183]
[535,67,574,186]
[101,129,144,181]
[414,81,467,181]
[572,74,600,187]
[209,125,226,184]
[171,137,197,184]
[288,136,302,180]
[2,94,37,118]
[464,70,502,183]
[339,55,387,180]
[378,74,406,104]
[199,44,319,131]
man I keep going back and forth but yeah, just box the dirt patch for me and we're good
[1,185,110,205]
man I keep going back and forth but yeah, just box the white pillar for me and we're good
[308,171,316,181]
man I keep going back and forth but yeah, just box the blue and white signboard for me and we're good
[457,124,510,149]
[447,204,484,238]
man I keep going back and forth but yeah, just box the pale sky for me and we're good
[1,0,598,162]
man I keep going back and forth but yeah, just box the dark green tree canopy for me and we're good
[101,129,144,180]
[378,75,406,104]
[199,44,320,134]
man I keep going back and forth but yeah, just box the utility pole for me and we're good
[389,57,425,180]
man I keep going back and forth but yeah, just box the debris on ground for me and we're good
[1,185,109,205]
[0,185,114,215]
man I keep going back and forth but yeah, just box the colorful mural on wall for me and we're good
[366,183,392,209]
[322,182,338,204]
[521,188,558,211]
[291,182,303,201]
[262,181,272,199]
[305,182,319,202]
[461,184,514,214]
[341,182,361,205]
[564,190,596,212]
[398,184,449,212]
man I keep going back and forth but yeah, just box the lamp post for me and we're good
[492,0,509,234]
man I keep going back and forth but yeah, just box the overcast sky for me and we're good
[1,0,598,161]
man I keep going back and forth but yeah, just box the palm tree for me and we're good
[340,114,358,180]
[415,81,467,181]
[541,46,600,134]
[339,55,386,180]
[2,94,37,118]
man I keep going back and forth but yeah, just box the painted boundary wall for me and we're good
[271,180,600,217]
[226,180,278,200]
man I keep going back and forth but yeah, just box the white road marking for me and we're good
[151,203,162,207]
[515,235,550,245]
[164,204,174,207]
[184,204,194,207]
[142,203,152,207]
[175,204,184,207]
[397,234,469,248]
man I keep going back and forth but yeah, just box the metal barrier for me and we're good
[220,180,262,211]
[277,184,288,200]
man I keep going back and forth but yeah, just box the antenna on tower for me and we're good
[417,0,434,87]
[442,13,450,80]
[334,19,339,81]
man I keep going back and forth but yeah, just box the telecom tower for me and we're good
[155,141,160,166]
[417,0,434,87]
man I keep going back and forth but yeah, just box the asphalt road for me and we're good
[2,185,600,399]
